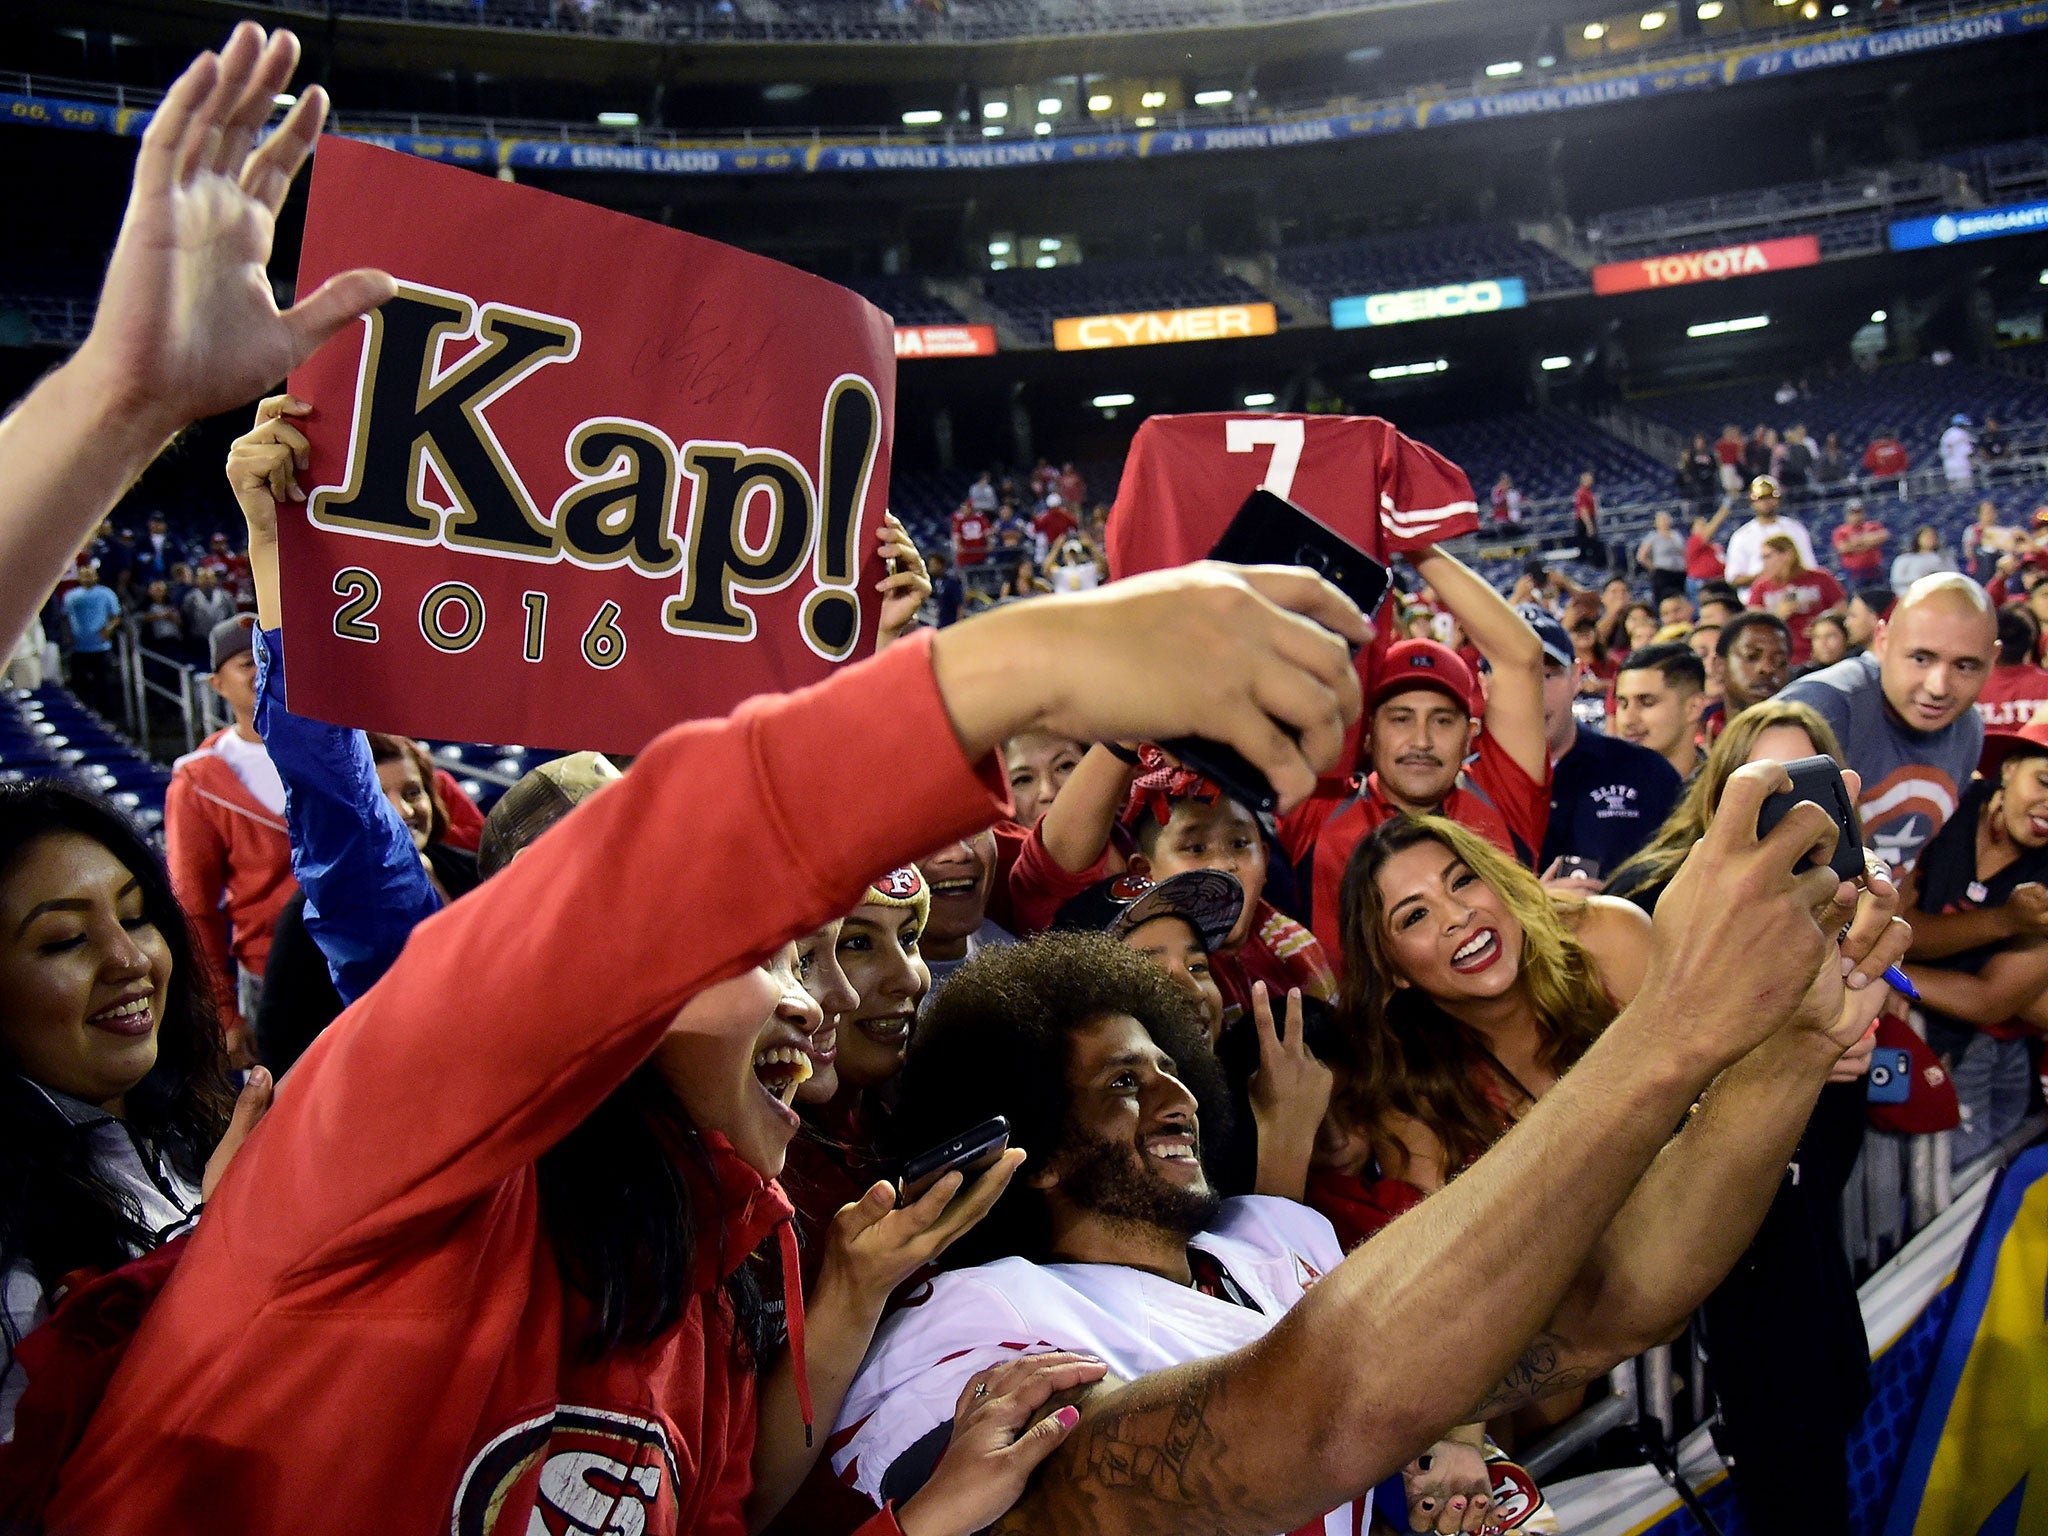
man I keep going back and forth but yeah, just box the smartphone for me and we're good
[1754,755,1867,884]
[1161,490,1393,813]
[897,1116,1010,1207]
[1555,856,1602,882]
[1866,1047,1913,1104]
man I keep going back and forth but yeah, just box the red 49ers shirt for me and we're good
[950,509,991,565]
[1107,411,1481,778]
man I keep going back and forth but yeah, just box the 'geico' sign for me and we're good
[1330,278,1529,329]
[1053,303,1278,352]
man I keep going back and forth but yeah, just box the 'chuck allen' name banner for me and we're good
[283,137,895,753]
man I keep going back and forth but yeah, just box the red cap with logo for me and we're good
[1367,638,1480,718]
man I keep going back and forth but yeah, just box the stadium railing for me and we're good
[0,0,2021,151]
[1585,166,1956,261]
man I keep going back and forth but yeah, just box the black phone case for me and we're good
[897,1116,1009,1205]
[1161,490,1393,813]
[1754,755,1867,883]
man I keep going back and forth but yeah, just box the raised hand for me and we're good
[1247,982,1333,1201]
[202,1066,274,1201]
[875,513,934,651]
[78,23,396,437]
[931,562,1369,812]
[897,1353,1109,1536]
[226,394,312,540]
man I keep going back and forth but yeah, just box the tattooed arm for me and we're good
[985,768,1892,1536]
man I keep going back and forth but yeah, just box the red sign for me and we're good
[1591,235,1821,296]
[894,324,996,358]
[282,139,895,754]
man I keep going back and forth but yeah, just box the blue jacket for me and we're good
[254,628,439,1005]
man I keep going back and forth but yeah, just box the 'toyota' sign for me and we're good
[281,138,896,754]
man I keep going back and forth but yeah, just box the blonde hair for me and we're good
[1335,814,1617,1173]
[1608,697,1845,901]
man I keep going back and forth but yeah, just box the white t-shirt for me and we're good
[211,728,287,818]
[833,1197,1366,1536]
[1723,515,1818,599]
[1940,425,1975,482]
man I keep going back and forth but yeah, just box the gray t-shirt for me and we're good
[1779,653,1983,872]
[1640,530,1687,572]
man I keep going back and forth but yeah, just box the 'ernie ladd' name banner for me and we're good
[282,137,895,754]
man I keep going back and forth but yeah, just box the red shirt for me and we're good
[1684,531,1726,580]
[1714,439,1743,467]
[1108,412,1481,777]
[1033,505,1078,549]
[1832,521,1888,581]
[950,508,991,565]
[1057,468,1087,507]
[1864,439,1909,478]
[1278,731,1551,967]
[1746,568,1846,662]
[1573,486,1598,528]
[1975,662,2048,731]
[1211,902,1337,1026]
[51,634,997,1536]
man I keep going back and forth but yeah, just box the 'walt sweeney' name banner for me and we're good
[283,137,896,754]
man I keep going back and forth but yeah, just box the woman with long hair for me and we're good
[1315,814,1648,1238]
[1745,534,1845,666]
[1608,698,1847,910]
[0,781,261,1438]
[1891,523,1959,590]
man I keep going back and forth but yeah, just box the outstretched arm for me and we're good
[1036,744,1138,874]
[1408,546,1546,781]
[1906,941,2048,1027]
[0,25,392,658]
[989,766,1860,1536]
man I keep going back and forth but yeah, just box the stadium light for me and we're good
[983,100,1008,118]
[1141,90,1167,108]
[1832,2,1848,11]
[1640,10,1667,28]
[1036,255,1057,268]
[988,240,1012,256]
[597,111,640,128]
[1485,62,1524,77]
[1583,22,1606,39]
[1871,309,1887,323]
[2040,269,2048,285]
[1195,89,1235,105]
[1093,393,1137,409]
[902,110,944,126]
[1540,355,1572,371]
[1040,237,1062,251]
[1039,98,1063,115]
[1369,360,1449,381]
[272,92,298,108]
[1696,1,1723,17]
[1089,93,1114,111]
[1243,392,1278,407]
[983,125,1004,137]
[1035,122,1053,135]
[1537,53,1557,66]
[1686,315,1770,338]
[1134,116,1157,127]
[1800,0,1818,16]
[991,259,1011,271]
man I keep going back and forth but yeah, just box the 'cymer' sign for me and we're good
[283,138,895,754]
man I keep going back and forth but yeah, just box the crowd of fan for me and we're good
[0,25,2026,1536]
[932,466,1112,624]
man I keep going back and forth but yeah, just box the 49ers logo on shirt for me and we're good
[453,1406,680,1536]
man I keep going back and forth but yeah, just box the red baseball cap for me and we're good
[1368,639,1480,717]
[1976,711,2048,776]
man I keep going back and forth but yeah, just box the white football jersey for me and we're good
[832,1197,1368,1536]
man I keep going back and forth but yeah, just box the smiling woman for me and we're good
[0,780,238,1439]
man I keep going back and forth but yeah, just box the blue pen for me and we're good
[1882,965,1920,1001]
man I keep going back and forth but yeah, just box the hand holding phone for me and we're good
[897,1116,1011,1207]
[1161,489,1391,812]
[1754,755,1868,884]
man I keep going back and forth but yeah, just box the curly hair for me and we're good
[890,932,1230,1271]
[1334,814,1616,1176]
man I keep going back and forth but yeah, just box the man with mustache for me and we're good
[1279,547,1550,964]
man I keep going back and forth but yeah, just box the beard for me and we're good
[1058,1130,1222,1241]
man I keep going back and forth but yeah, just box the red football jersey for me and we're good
[950,509,991,564]
[1107,412,1479,778]
[1107,412,1479,579]
[1975,663,2048,731]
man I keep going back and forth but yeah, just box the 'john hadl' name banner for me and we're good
[282,138,896,755]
